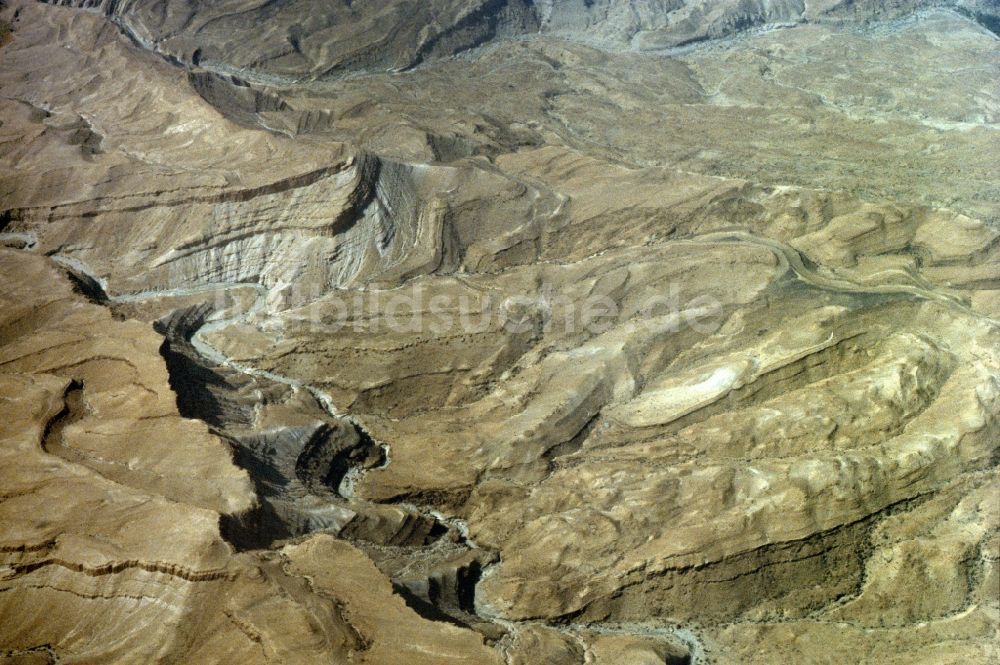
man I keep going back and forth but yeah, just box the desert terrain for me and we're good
[0,1,998,663]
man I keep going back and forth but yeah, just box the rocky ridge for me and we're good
[1,0,998,663]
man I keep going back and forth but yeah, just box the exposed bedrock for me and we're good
[153,303,453,551]
[147,296,513,636]
[0,249,549,664]
[205,202,999,640]
[275,282,996,629]
[1,108,563,298]
[38,0,1000,81]
[1,0,998,663]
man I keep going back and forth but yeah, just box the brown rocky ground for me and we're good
[0,0,998,663]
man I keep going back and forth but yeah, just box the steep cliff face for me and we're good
[1,0,998,663]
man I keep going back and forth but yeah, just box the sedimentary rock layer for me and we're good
[0,0,997,663]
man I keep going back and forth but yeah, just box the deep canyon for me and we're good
[0,1,998,663]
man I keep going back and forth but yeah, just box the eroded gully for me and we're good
[39,224,999,665]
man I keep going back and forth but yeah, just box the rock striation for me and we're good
[38,0,1000,80]
[0,0,998,663]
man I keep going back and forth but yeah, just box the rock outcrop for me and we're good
[1,0,997,662]
[38,0,1000,80]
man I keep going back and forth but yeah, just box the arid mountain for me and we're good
[1,0,998,663]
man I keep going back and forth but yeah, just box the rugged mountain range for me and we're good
[1,0,998,663]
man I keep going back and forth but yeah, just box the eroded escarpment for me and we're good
[1,0,999,663]
[37,0,1000,80]
[154,301,464,554]
[0,250,523,665]
[0,246,693,662]
[141,280,691,658]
